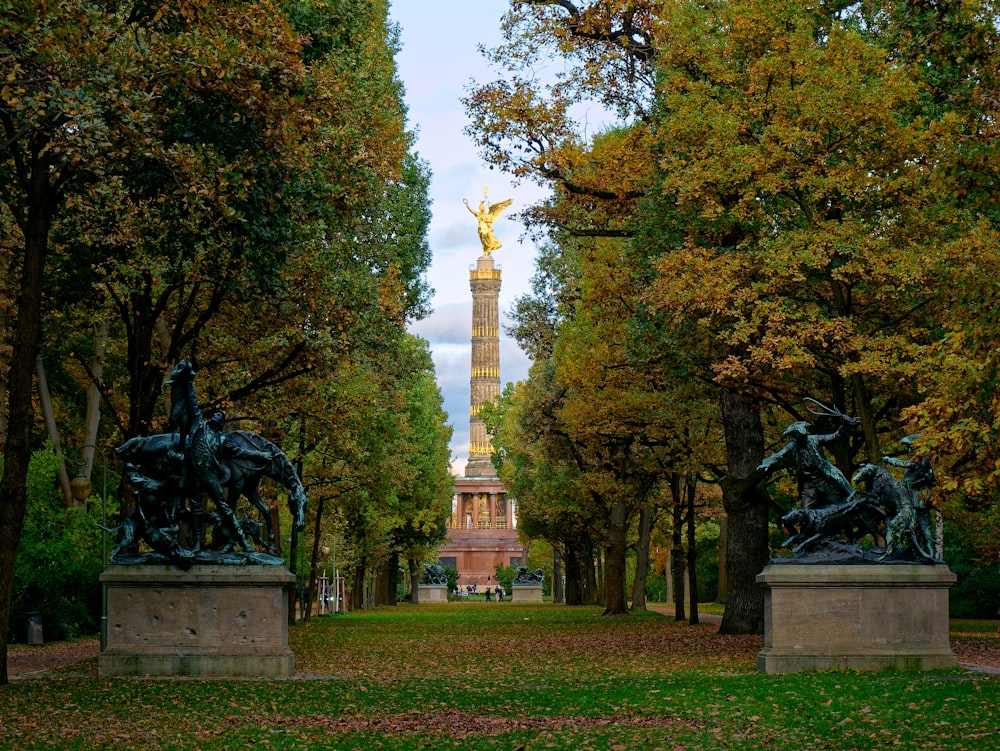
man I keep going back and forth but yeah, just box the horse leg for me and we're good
[209,484,253,552]
[246,489,277,554]
[182,495,203,551]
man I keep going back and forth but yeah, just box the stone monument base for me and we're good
[416,584,448,603]
[511,584,544,603]
[756,563,958,674]
[100,564,295,678]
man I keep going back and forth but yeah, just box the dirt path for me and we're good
[7,639,100,677]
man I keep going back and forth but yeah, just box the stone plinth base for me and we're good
[511,585,544,603]
[757,563,958,674]
[416,585,448,603]
[100,564,295,677]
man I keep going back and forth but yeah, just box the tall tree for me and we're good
[388,337,454,604]
[1,0,133,683]
[1,0,434,677]
[467,0,1000,633]
[464,0,775,630]
[485,365,603,606]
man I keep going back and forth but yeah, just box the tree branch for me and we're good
[520,0,657,61]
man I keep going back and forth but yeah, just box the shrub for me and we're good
[8,447,108,642]
[946,522,1000,618]
[494,564,515,594]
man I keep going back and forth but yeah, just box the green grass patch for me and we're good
[3,604,999,750]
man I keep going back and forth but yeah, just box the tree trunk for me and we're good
[718,389,769,635]
[408,558,420,604]
[594,546,607,603]
[562,533,600,605]
[82,320,109,477]
[304,493,326,622]
[630,505,652,612]
[563,542,586,605]
[0,152,54,684]
[850,372,882,463]
[552,547,564,604]
[563,546,581,605]
[288,431,307,626]
[603,496,629,615]
[288,523,301,625]
[350,562,366,610]
[716,513,728,603]
[585,537,600,605]
[373,553,397,606]
[671,475,686,621]
[686,476,699,626]
[35,355,73,505]
[0,292,8,450]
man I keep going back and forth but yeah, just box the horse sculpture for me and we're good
[162,359,252,551]
[111,359,308,563]
[420,563,449,586]
[210,428,308,553]
[853,461,936,562]
[116,429,307,555]
[513,566,545,585]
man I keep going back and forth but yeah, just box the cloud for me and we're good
[411,302,469,344]
[435,219,474,253]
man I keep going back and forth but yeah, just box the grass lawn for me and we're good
[3,603,999,750]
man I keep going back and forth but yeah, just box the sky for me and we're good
[390,1,550,475]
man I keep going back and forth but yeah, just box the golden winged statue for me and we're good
[463,188,513,256]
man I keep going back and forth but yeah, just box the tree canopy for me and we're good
[0,0,450,681]
[466,0,1000,631]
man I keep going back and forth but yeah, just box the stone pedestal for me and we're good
[757,563,958,674]
[416,584,448,603]
[511,584,544,603]
[100,564,295,677]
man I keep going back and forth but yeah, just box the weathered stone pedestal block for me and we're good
[511,584,544,603]
[100,564,295,677]
[416,584,448,603]
[757,563,958,674]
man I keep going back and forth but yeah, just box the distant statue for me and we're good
[758,400,858,510]
[513,566,544,585]
[420,563,448,586]
[464,187,512,255]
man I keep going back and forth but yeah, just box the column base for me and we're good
[511,585,544,603]
[416,585,449,603]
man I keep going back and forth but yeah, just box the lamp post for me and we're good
[321,533,339,614]
[70,444,108,650]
